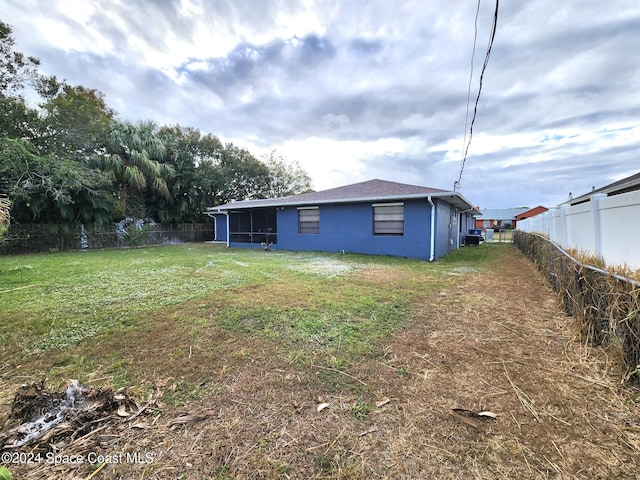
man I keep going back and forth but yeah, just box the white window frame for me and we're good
[298,206,319,234]
[373,202,404,236]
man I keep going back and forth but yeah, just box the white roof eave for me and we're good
[209,191,479,214]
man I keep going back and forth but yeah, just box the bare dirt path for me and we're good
[374,246,640,479]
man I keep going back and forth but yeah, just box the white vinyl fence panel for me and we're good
[517,190,640,270]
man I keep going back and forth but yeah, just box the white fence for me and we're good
[517,189,640,270]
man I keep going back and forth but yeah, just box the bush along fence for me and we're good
[0,220,214,255]
[513,230,640,380]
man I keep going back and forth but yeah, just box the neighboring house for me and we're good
[205,179,479,261]
[515,206,548,223]
[517,171,640,270]
[474,207,530,230]
[561,171,640,206]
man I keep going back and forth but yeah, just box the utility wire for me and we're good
[458,0,482,191]
[455,0,499,191]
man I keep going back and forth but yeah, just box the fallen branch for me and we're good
[85,461,107,480]
[450,410,480,429]
[358,427,378,437]
[168,410,215,426]
[0,284,44,294]
[324,426,347,456]
[503,363,541,423]
[311,364,367,386]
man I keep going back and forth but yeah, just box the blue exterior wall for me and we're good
[212,214,227,242]
[272,199,434,260]
[221,198,473,261]
[434,199,454,259]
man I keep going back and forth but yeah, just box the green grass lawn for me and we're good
[0,243,490,387]
[3,243,638,480]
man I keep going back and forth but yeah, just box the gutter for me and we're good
[428,195,435,262]
[211,191,479,212]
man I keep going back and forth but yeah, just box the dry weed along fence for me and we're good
[514,230,640,380]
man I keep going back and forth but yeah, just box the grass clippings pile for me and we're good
[1,243,638,479]
[0,379,163,479]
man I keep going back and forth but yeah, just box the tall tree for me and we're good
[0,137,113,224]
[154,125,224,222]
[0,21,41,146]
[218,143,271,203]
[96,120,173,219]
[0,95,40,140]
[194,158,226,209]
[0,20,40,98]
[35,76,115,160]
[263,150,313,197]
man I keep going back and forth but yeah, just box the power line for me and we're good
[455,0,499,191]
[458,0,482,191]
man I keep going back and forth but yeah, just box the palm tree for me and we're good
[100,120,174,218]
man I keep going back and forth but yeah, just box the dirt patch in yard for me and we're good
[1,245,639,479]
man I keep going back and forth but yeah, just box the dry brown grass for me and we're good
[515,231,640,376]
[551,244,639,282]
[0,195,9,225]
[1,245,639,479]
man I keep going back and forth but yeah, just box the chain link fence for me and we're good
[0,222,214,255]
[514,230,640,379]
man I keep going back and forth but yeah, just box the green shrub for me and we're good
[126,223,151,246]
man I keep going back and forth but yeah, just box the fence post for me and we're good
[559,205,569,248]
[590,194,606,260]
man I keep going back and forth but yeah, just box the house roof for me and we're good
[206,179,480,214]
[515,205,548,220]
[561,171,640,206]
[475,207,530,220]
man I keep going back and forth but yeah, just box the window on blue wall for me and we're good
[298,207,319,234]
[373,203,404,235]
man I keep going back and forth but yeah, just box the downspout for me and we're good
[456,209,460,250]
[213,215,217,241]
[225,211,230,247]
[428,196,435,262]
[204,210,217,242]
[204,209,229,246]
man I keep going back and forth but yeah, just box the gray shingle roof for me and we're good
[279,179,447,202]
[561,171,640,206]
[206,179,478,213]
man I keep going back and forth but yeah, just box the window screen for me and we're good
[373,203,404,235]
[298,207,319,234]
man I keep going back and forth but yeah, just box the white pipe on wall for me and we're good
[428,196,435,262]
[225,211,230,247]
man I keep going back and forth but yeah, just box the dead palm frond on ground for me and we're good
[0,194,10,234]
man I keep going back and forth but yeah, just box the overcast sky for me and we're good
[3,0,639,209]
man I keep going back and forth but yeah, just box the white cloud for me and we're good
[2,0,639,209]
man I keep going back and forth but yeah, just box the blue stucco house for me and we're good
[205,179,479,261]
